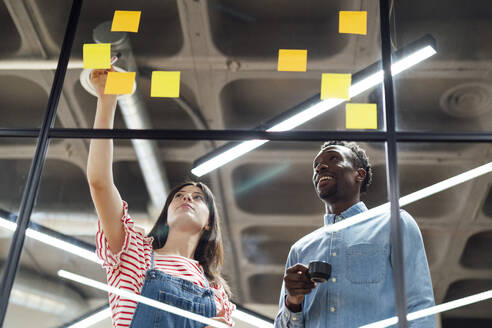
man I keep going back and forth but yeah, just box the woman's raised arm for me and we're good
[86,68,125,254]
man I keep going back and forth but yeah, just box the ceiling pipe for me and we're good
[29,211,153,236]
[0,59,84,70]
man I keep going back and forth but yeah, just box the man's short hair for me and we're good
[320,141,373,193]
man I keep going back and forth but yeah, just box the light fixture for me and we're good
[0,215,101,264]
[58,270,251,328]
[0,218,16,231]
[64,302,276,328]
[191,36,437,177]
[0,162,484,328]
[1,161,488,262]
[325,162,492,232]
[232,306,274,328]
[67,307,112,328]
[359,289,492,328]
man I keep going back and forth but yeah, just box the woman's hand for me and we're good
[90,67,115,98]
[205,308,233,327]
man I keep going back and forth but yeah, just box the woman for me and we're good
[87,68,235,328]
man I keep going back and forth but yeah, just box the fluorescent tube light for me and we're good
[1,161,488,263]
[325,162,492,232]
[232,309,274,328]
[25,229,102,264]
[67,307,112,328]
[58,269,492,328]
[191,140,268,178]
[0,217,101,264]
[0,161,486,328]
[399,161,492,207]
[58,270,265,328]
[66,304,275,328]
[191,44,437,177]
[0,218,16,231]
[359,289,492,328]
[66,302,275,328]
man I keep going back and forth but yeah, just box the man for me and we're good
[274,141,436,328]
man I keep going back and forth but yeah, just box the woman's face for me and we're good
[167,185,210,234]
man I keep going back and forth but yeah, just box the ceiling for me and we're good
[0,0,491,327]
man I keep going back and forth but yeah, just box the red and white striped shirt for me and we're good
[96,201,235,328]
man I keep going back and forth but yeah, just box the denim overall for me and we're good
[129,252,217,328]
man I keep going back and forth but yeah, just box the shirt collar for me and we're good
[323,201,368,226]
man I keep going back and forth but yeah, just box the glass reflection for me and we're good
[270,141,433,327]
[393,0,492,133]
[47,0,391,133]
[397,143,492,328]
[3,0,491,326]
[0,139,36,280]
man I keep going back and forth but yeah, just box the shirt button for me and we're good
[331,307,336,312]
[332,252,337,256]
[292,317,297,321]
[332,278,336,283]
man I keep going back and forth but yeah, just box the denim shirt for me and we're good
[274,202,436,328]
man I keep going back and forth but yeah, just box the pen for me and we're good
[110,52,121,65]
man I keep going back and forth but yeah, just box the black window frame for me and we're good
[0,1,491,327]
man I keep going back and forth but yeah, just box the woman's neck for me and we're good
[156,229,201,259]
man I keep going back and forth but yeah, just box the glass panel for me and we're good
[0,139,39,324]
[0,138,34,275]
[55,0,385,133]
[234,140,393,326]
[0,73,54,130]
[57,0,187,131]
[4,227,110,328]
[398,142,492,327]
[0,0,60,129]
[393,0,492,132]
[3,137,400,327]
[4,138,217,327]
[3,138,117,327]
[0,1,21,56]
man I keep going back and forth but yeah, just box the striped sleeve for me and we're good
[95,201,153,271]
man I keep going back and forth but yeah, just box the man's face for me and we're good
[312,145,361,201]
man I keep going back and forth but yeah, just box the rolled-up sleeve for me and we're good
[399,211,437,328]
[274,247,305,328]
[95,201,153,271]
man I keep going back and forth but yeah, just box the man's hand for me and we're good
[284,263,316,312]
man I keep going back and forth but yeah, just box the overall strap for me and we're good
[151,251,155,270]
[200,267,210,289]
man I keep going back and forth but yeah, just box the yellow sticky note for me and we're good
[277,49,308,72]
[151,71,180,98]
[111,10,141,33]
[321,73,351,100]
[346,103,377,129]
[104,72,135,95]
[339,11,367,35]
[83,43,111,69]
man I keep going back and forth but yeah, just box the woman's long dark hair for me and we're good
[147,181,231,296]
